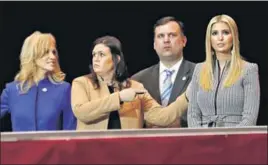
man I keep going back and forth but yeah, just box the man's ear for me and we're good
[183,36,187,47]
[117,55,121,63]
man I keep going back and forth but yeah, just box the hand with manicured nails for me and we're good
[119,88,146,102]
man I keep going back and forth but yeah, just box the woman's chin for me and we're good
[45,67,56,72]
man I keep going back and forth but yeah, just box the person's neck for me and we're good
[99,72,115,86]
[35,69,47,83]
[216,52,231,69]
[161,56,182,69]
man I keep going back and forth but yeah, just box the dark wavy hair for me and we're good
[88,35,130,90]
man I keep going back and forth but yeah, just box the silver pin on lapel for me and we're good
[182,76,187,81]
[42,88,48,92]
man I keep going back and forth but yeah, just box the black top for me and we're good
[107,85,121,129]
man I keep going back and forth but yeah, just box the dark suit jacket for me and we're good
[132,59,196,127]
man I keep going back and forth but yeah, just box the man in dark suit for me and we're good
[132,16,195,128]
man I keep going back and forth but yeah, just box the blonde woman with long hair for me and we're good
[187,14,260,127]
[0,31,76,131]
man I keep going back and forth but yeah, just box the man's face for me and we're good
[154,21,187,62]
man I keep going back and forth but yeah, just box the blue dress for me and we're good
[0,78,77,131]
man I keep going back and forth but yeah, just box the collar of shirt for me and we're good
[159,57,183,84]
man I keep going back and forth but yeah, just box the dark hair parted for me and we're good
[154,16,185,36]
[88,36,130,90]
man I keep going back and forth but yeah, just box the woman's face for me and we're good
[211,22,233,54]
[36,42,58,73]
[92,44,114,76]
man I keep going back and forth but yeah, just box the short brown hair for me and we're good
[154,16,185,36]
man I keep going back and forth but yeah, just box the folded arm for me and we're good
[237,64,260,126]
[1,84,10,118]
[141,88,188,127]
[61,83,77,130]
[187,65,202,127]
[71,79,120,123]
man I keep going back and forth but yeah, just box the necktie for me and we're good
[161,69,175,106]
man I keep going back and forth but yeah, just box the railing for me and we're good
[1,126,267,164]
[1,126,267,141]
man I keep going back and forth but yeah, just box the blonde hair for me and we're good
[200,14,243,91]
[15,31,65,93]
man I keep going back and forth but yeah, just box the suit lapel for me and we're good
[150,64,161,104]
[168,60,190,104]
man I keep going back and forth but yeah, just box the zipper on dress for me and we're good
[209,60,227,127]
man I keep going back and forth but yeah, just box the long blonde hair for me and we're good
[200,14,243,91]
[15,31,65,93]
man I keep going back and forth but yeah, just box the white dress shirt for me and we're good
[159,57,183,98]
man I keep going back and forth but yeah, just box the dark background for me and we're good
[0,2,267,131]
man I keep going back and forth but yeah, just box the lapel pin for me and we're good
[42,88,48,92]
[182,76,187,81]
